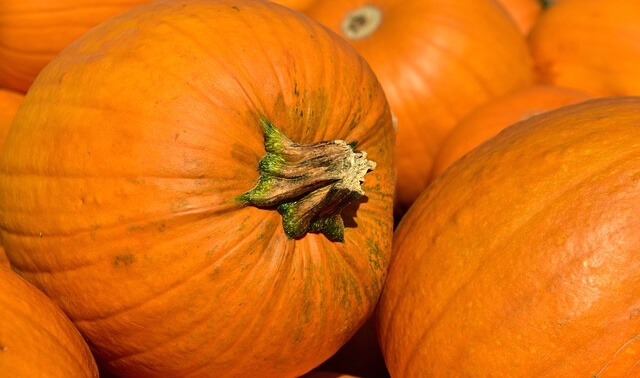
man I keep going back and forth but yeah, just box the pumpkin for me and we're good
[270,0,317,11]
[0,245,6,268]
[378,97,640,377]
[495,0,543,35]
[0,266,98,377]
[529,0,640,96]
[0,0,152,93]
[0,88,23,147]
[0,0,396,377]
[0,88,23,267]
[303,0,534,216]
[0,246,7,268]
[430,84,591,180]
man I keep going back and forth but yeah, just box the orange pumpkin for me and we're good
[0,266,98,376]
[304,0,534,216]
[378,97,640,377]
[431,85,591,179]
[0,246,7,268]
[529,0,640,96]
[270,0,316,11]
[0,0,152,93]
[0,0,396,377]
[0,88,23,267]
[496,0,545,35]
[0,88,23,147]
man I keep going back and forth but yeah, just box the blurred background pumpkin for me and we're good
[430,84,592,180]
[0,266,99,377]
[303,0,534,217]
[0,0,153,93]
[529,0,640,96]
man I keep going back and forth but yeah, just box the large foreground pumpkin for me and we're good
[0,0,396,377]
[0,267,98,377]
[0,0,153,93]
[378,97,640,377]
[304,0,533,215]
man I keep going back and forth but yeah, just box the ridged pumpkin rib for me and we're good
[4,196,246,278]
[232,10,300,112]
[104,233,347,377]
[332,69,374,143]
[1,185,242,230]
[91,235,294,370]
[95,228,364,372]
[102,230,292,366]
[312,44,369,144]
[159,18,269,111]
[73,214,277,323]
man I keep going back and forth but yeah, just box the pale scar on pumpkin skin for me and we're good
[237,118,376,242]
[593,333,640,377]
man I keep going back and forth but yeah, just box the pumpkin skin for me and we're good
[0,0,396,377]
[0,88,23,148]
[0,245,7,268]
[0,88,23,267]
[495,0,543,34]
[0,239,6,268]
[430,85,591,180]
[0,266,99,377]
[529,0,640,96]
[0,0,152,93]
[378,97,640,377]
[270,0,316,11]
[304,0,534,216]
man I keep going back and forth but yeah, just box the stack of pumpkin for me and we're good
[1,0,639,377]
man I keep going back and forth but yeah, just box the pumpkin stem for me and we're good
[238,119,376,242]
[341,5,383,40]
